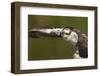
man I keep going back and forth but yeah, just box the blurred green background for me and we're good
[28,15,88,60]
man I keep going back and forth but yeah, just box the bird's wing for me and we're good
[28,28,63,38]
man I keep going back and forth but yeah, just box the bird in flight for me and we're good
[28,27,88,59]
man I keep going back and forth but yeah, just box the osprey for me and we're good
[29,27,88,59]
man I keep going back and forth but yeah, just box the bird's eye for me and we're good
[65,32,70,35]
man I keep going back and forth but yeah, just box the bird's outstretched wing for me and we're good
[28,28,63,38]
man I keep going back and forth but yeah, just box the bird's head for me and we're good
[61,27,78,44]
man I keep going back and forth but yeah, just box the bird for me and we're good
[28,26,88,59]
